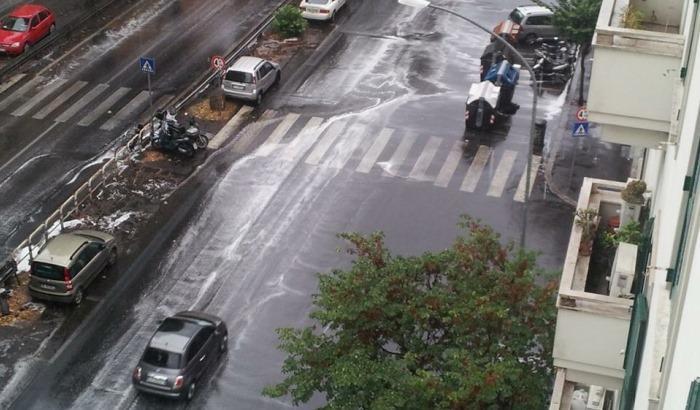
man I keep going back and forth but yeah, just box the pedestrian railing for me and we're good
[2,124,151,280]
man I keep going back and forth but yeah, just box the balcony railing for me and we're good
[587,0,685,148]
[550,178,645,408]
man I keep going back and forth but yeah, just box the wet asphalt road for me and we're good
[0,0,283,253]
[7,0,573,409]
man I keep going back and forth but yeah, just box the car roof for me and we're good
[515,5,552,16]
[148,316,209,354]
[33,233,92,267]
[228,56,264,73]
[10,4,47,17]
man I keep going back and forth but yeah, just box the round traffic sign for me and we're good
[211,55,225,71]
[576,106,589,122]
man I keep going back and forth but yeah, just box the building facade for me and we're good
[549,0,700,408]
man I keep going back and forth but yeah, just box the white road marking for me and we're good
[0,122,60,175]
[77,87,130,127]
[487,149,518,197]
[381,133,416,177]
[408,136,442,181]
[55,83,110,123]
[514,155,542,202]
[280,117,324,162]
[356,128,393,173]
[305,120,345,165]
[324,123,368,169]
[209,105,253,149]
[11,78,67,117]
[99,90,150,130]
[255,112,301,157]
[434,140,464,188]
[0,75,42,112]
[0,73,26,96]
[460,145,491,192]
[232,109,277,153]
[32,81,87,120]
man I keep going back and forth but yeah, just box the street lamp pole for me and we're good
[398,0,538,249]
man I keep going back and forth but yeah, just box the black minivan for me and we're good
[132,311,228,400]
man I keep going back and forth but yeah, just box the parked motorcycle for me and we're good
[163,110,209,149]
[150,110,199,158]
[532,52,576,84]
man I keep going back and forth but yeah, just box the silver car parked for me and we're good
[28,230,117,305]
[508,5,559,44]
[221,56,280,106]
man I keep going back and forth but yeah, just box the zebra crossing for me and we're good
[249,112,543,202]
[0,75,171,131]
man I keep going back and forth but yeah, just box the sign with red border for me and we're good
[210,55,225,72]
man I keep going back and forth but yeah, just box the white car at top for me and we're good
[299,0,346,21]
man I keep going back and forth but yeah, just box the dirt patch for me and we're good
[186,98,242,122]
[180,26,328,127]
[0,275,44,326]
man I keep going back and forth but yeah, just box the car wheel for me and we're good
[523,33,537,45]
[330,11,336,22]
[255,91,263,106]
[273,72,281,88]
[185,382,196,401]
[22,43,30,54]
[196,134,209,149]
[73,288,84,306]
[49,23,56,35]
[107,248,117,267]
[219,333,228,353]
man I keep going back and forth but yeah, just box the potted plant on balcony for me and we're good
[576,208,599,256]
[620,179,646,226]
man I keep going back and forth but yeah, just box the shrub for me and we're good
[621,5,644,30]
[602,221,643,249]
[621,180,647,204]
[272,5,308,39]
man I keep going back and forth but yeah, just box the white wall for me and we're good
[553,309,629,381]
[660,214,700,409]
[634,1,700,407]
[588,47,679,131]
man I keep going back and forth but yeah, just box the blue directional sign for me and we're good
[139,57,156,74]
[572,121,589,137]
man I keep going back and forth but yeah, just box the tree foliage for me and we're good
[264,217,557,409]
[532,0,602,45]
[272,5,308,39]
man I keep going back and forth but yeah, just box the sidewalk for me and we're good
[543,52,632,206]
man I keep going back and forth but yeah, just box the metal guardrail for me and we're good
[4,125,149,278]
[1,0,291,283]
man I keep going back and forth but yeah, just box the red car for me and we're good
[0,4,55,56]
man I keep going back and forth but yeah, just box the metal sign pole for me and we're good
[147,71,152,108]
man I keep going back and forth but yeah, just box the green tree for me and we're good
[272,5,308,39]
[532,0,603,105]
[264,218,557,409]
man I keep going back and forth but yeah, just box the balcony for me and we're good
[587,0,685,148]
[550,178,644,409]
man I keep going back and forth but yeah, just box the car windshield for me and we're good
[31,262,65,281]
[143,347,181,369]
[508,9,525,25]
[1,16,29,32]
[225,70,254,83]
[307,0,330,4]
